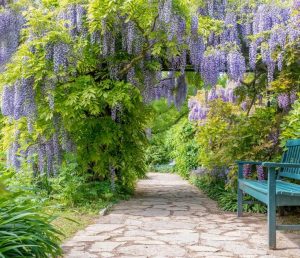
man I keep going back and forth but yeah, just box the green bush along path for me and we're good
[62,173,300,258]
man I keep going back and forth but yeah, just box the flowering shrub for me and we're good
[196,100,281,172]
[281,100,300,144]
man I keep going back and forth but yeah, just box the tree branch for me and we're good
[119,42,155,75]
[120,13,160,76]
[150,14,159,32]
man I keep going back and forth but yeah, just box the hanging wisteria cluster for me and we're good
[187,0,299,122]
[0,4,81,174]
[146,72,187,109]
[277,90,298,111]
[0,0,299,175]
[1,78,36,120]
[191,1,299,87]
[0,8,23,70]
[188,85,237,122]
[188,97,209,122]
[143,0,300,105]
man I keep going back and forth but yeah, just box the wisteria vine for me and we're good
[0,0,299,175]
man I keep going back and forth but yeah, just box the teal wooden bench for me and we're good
[237,139,300,249]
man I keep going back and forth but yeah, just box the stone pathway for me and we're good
[63,173,300,258]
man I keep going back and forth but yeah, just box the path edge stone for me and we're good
[99,203,114,216]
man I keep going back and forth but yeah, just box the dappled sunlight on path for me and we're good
[63,173,300,257]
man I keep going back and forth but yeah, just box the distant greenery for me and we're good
[149,164,175,173]
[146,72,200,171]
[167,117,199,179]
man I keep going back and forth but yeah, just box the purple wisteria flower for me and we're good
[256,165,265,180]
[208,87,218,101]
[1,85,14,116]
[243,164,251,178]
[188,97,209,122]
[277,52,284,71]
[191,15,198,35]
[222,12,239,44]
[294,0,300,9]
[227,50,246,82]
[225,88,236,103]
[290,90,298,104]
[53,43,69,72]
[189,36,204,72]
[277,93,290,110]
[268,131,279,145]
[201,51,219,86]
[241,101,248,111]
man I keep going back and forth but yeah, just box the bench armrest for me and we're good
[236,160,262,165]
[262,162,300,168]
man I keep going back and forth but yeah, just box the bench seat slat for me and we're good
[239,179,300,196]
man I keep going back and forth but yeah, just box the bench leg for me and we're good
[268,168,276,249]
[237,188,243,217]
[268,201,276,249]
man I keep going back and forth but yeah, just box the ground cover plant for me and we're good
[0,179,62,258]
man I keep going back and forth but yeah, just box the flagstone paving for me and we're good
[62,173,300,258]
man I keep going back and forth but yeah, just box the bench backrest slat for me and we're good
[280,139,300,180]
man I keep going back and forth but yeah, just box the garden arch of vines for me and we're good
[0,0,299,190]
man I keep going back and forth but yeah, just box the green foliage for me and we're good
[4,157,130,211]
[167,117,199,179]
[1,78,149,191]
[197,100,282,170]
[0,0,161,194]
[48,156,131,207]
[281,100,300,145]
[0,159,128,245]
[146,132,171,166]
[150,99,188,134]
[149,164,175,173]
[0,183,62,258]
[58,79,149,188]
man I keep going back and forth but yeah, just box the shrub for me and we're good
[49,163,127,208]
[281,100,300,144]
[197,100,281,170]
[145,132,171,166]
[29,157,132,209]
[167,118,199,179]
[148,164,175,173]
[0,185,62,258]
